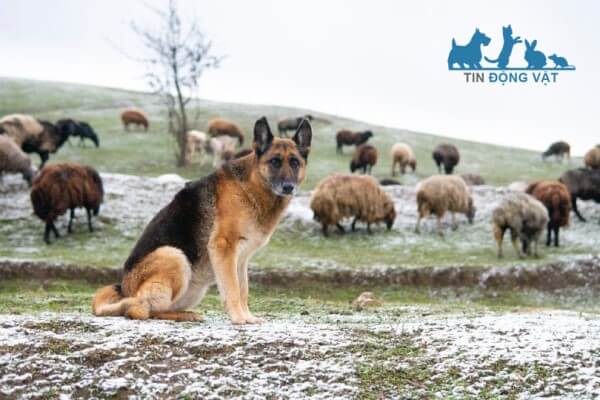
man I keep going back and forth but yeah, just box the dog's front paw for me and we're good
[245,314,265,324]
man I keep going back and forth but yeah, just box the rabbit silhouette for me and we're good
[524,39,546,69]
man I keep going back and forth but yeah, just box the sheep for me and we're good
[206,135,238,168]
[0,114,69,167]
[310,173,396,236]
[491,192,549,258]
[525,181,571,247]
[542,141,570,162]
[350,144,378,174]
[207,118,244,145]
[184,130,209,164]
[415,175,475,236]
[0,135,35,185]
[278,115,314,137]
[121,108,149,131]
[390,143,416,176]
[432,143,460,174]
[30,163,104,244]
[460,173,485,186]
[584,146,600,170]
[336,130,373,154]
[57,119,100,147]
[559,168,600,222]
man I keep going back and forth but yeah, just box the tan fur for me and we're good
[0,114,44,146]
[390,142,416,176]
[310,173,395,234]
[584,147,600,170]
[0,135,34,181]
[415,175,474,235]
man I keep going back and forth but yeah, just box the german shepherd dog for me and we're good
[92,117,311,324]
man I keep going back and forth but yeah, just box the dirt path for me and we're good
[1,310,598,399]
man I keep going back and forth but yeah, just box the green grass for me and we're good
[0,77,592,270]
[1,279,598,316]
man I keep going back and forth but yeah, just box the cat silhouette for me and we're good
[548,54,570,68]
[524,39,547,69]
[484,25,521,69]
[448,28,491,69]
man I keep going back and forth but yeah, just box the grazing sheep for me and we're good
[184,130,209,164]
[542,141,570,162]
[460,173,485,186]
[0,114,69,167]
[526,181,571,247]
[350,144,378,174]
[390,143,416,176]
[336,130,373,154]
[0,135,35,185]
[30,163,104,244]
[278,115,314,137]
[491,192,549,258]
[584,147,600,170]
[121,108,149,131]
[233,148,253,159]
[432,143,460,174]
[207,118,244,146]
[559,168,600,222]
[57,119,100,147]
[206,136,237,168]
[415,175,475,236]
[310,173,396,236]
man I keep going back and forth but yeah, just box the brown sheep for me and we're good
[336,130,373,154]
[390,143,416,176]
[0,135,35,185]
[492,192,549,258]
[278,115,314,137]
[350,144,378,174]
[525,181,571,247]
[432,143,460,174]
[310,173,396,236]
[584,146,600,170]
[542,141,570,162]
[121,108,149,131]
[415,175,475,236]
[460,173,485,186]
[207,118,244,145]
[559,168,600,222]
[30,163,104,244]
[0,114,69,167]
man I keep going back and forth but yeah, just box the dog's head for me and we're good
[253,116,311,197]
[474,28,491,46]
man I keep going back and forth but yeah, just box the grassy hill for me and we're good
[0,78,580,188]
[1,78,594,271]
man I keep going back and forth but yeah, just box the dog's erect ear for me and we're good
[292,119,312,160]
[253,116,273,157]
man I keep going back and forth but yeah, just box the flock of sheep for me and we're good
[1,107,600,259]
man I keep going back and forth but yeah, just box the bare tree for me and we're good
[131,0,222,166]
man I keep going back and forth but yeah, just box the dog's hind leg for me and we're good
[121,246,194,320]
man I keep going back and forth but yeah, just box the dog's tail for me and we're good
[451,38,456,48]
[484,56,499,63]
[92,284,128,316]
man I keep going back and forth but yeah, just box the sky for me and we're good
[0,0,598,154]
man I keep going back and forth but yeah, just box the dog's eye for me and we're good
[269,158,282,168]
[289,158,300,169]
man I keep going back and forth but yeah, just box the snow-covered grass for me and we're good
[1,172,598,270]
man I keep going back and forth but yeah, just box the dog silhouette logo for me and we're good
[448,25,575,71]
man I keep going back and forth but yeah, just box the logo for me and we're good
[448,25,575,85]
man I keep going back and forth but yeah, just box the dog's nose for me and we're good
[281,183,295,195]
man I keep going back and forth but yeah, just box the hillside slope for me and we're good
[0,78,580,188]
